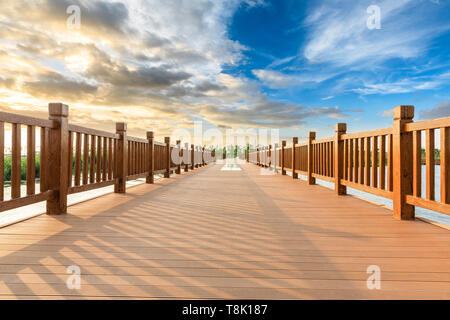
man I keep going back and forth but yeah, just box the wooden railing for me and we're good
[0,103,215,215]
[249,105,450,220]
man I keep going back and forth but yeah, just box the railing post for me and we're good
[292,137,298,179]
[267,145,272,168]
[202,146,205,166]
[146,131,154,184]
[176,140,181,174]
[46,103,69,215]
[307,132,316,185]
[114,122,128,193]
[191,144,195,170]
[257,147,260,166]
[281,140,286,175]
[197,146,201,167]
[393,105,415,220]
[165,137,170,178]
[184,142,189,172]
[334,124,346,194]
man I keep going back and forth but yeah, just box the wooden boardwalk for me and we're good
[0,162,449,299]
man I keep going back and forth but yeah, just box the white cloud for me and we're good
[252,69,336,89]
[350,72,449,95]
[302,0,450,67]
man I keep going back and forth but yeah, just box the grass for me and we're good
[3,155,41,182]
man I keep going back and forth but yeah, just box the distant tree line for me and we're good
[0,148,441,183]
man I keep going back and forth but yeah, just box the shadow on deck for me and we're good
[0,163,449,299]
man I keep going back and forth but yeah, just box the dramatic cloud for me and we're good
[0,0,363,138]
[420,101,450,119]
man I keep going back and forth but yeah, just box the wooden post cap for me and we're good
[293,137,298,144]
[48,103,69,117]
[116,122,127,131]
[393,105,414,120]
[165,137,170,143]
[308,131,316,139]
[282,140,286,147]
[146,131,154,139]
[335,123,347,133]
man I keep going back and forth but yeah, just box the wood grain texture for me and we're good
[0,163,448,299]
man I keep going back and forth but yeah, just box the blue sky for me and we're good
[0,0,449,141]
[226,0,450,138]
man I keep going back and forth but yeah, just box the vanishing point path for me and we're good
[0,162,449,299]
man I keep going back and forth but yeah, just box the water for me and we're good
[296,165,450,227]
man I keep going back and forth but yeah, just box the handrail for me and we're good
[0,103,216,214]
[248,105,450,219]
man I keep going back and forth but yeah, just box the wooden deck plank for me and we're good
[0,163,449,299]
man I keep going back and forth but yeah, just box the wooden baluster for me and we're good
[191,144,195,170]
[27,125,36,195]
[343,139,348,181]
[334,124,346,194]
[146,132,154,183]
[365,137,370,186]
[74,132,81,186]
[165,137,170,178]
[47,103,69,215]
[359,137,364,185]
[372,136,378,188]
[176,140,181,174]
[353,138,358,183]
[292,137,298,179]
[11,123,21,199]
[90,135,96,183]
[83,134,89,185]
[425,129,435,200]
[127,141,131,176]
[392,105,415,220]
[441,127,450,204]
[40,127,49,192]
[321,143,324,176]
[96,136,102,182]
[108,138,112,180]
[0,122,4,201]
[114,123,127,193]
[134,141,137,174]
[113,138,118,178]
[348,139,353,182]
[268,145,272,168]
[379,135,386,190]
[413,130,421,197]
[202,146,206,166]
[387,134,393,192]
[281,140,286,175]
[184,142,189,172]
[102,137,107,180]
[68,131,73,188]
[140,142,144,173]
[330,142,334,178]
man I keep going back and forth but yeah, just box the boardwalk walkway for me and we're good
[0,162,449,299]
